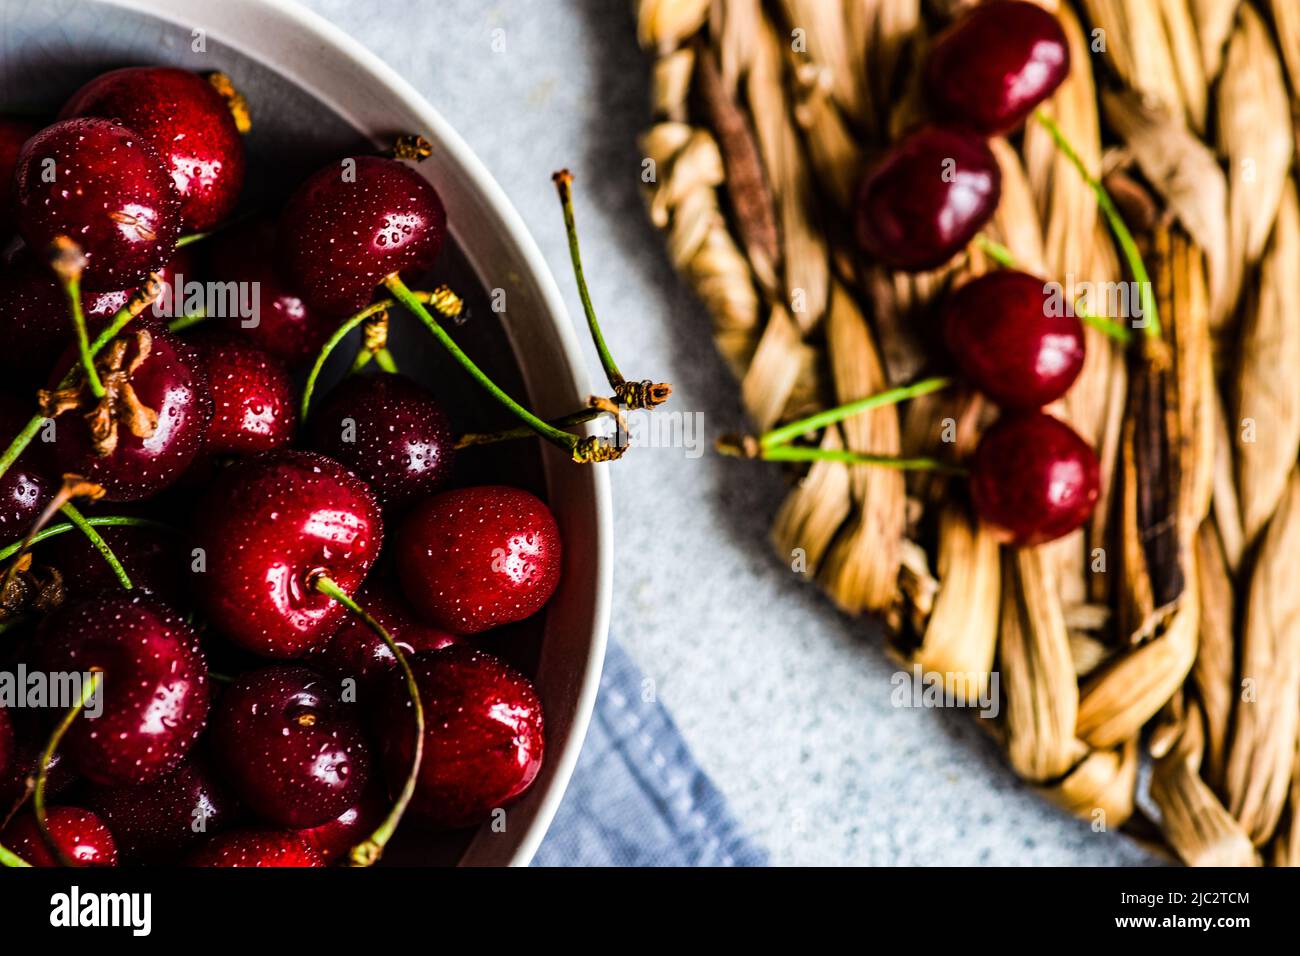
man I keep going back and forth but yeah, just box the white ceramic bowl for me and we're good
[2,0,612,866]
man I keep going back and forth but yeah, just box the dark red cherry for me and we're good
[308,373,454,509]
[83,754,238,864]
[35,593,209,785]
[185,828,325,867]
[212,666,370,828]
[190,331,295,456]
[0,738,75,809]
[970,411,1100,546]
[280,156,447,318]
[377,646,544,829]
[13,118,181,291]
[0,392,52,535]
[295,780,386,863]
[942,270,1085,409]
[306,578,457,697]
[395,485,561,635]
[48,324,213,501]
[926,0,1070,136]
[207,217,330,366]
[40,522,184,605]
[855,125,1001,272]
[0,117,39,237]
[188,450,383,658]
[1,806,118,866]
[61,67,246,231]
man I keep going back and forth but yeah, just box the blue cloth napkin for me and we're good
[532,641,768,867]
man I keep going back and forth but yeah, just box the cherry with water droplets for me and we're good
[188,450,383,657]
[190,331,295,456]
[1,806,118,866]
[395,485,561,635]
[61,66,246,231]
[35,593,209,785]
[295,780,386,863]
[308,373,454,510]
[185,828,324,867]
[942,270,1085,409]
[377,646,544,829]
[855,124,1001,273]
[280,156,446,318]
[0,391,52,535]
[970,411,1100,546]
[13,118,181,291]
[926,0,1070,136]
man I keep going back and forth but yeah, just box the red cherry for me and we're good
[855,125,1001,272]
[207,218,330,366]
[926,0,1070,136]
[13,118,181,291]
[190,331,296,456]
[83,754,239,863]
[48,324,213,501]
[0,117,39,237]
[185,828,325,867]
[1,806,118,866]
[306,578,458,696]
[60,67,246,231]
[188,450,383,657]
[394,485,561,635]
[280,156,446,318]
[942,270,1085,409]
[377,646,544,829]
[212,665,371,828]
[295,780,386,863]
[0,738,76,809]
[39,522,185,604]
[308,373,454,509]
[0,391,51,535]
[970,411,1100,546]
[35,593,209,785]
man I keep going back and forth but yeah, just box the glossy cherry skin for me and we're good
[188,450,383,657]
[13,118,181,291]
[295,781,386,862]
[207,218,330,366]
[308,373,454,510]
[926,0,1070,136]
[855,125,1001,273]
[40,522,185,605]
[395,485,561,635]
[306,578,458,699]
[185,829,325,867]
[280,156,447,318]
[970,411,1100,546]
[1,807,118,866]
[35,593,209,786]
[84,754,240,863]
[61,67,245,231]
[0,117,39,237]
[942,270,1085,409]
[212,666,370,828]
[0,391,51,536]
[377,646,545,829]
[190,331,295,456]
[49,324,213,501]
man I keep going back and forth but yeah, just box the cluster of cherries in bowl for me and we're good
[854,1,1100,547]
[0,65,556,867]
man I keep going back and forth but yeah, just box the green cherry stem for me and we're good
[49,238,104,399]
[759,375,955,449]
[1033,108,1161,340]
[454,407,607,450]
[553,170,671,410]
[0,516,172,563]
[59,503,133,590]
[0,842,31,868]
[166,310,208,333]
[973,233,1019,269]
[311,574,423,868]
[34,670,103,867]
[301,299,395,421]
[716,438,965,474]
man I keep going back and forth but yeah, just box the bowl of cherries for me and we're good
[0,0,631,867]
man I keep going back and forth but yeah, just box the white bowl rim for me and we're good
[93,0,614,867]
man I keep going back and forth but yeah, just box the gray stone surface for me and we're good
[299,0,1158,866]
